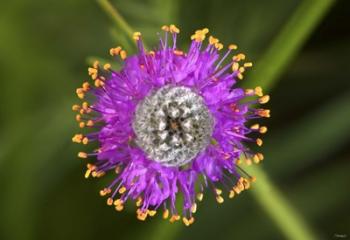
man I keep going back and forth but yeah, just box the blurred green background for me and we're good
[1,0,349,239]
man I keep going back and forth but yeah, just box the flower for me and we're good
[72,25,270,226]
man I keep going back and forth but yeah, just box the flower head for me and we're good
[72,25,270,225]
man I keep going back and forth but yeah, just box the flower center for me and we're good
[132,85,214,167]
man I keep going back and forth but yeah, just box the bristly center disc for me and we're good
[132,85,214,167]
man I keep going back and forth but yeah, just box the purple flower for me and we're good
[72,25,270,226]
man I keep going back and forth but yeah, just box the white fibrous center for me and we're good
[132,85,214,167]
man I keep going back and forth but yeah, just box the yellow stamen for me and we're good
[72,104,80,111]
[228,44,238,50]
[250,124,260,130]
[244,62,253,67]
[103,63,111,70]
[78,152,87,159]
[110,46,122,56]
[84,169,91,178]
[259,95,270,104]
[107,198,114,206]
[229,190,235,199]
[82,82,90,91]
[133,32,141,41]
[215,188,222,195]
[120,50,127,60]
[256,138,263,146]
[115,205,124,211]
[191,203,197,213]
[257,109,271,118]
[216,195,224,204]
[118,186,126,194]
[161,25,169,31]
[259,126,268,134]
[183,217,190,226]
[86,120,94,127]
[254,86,263,97]
[231,62,239,71]
[148,210,156,217]
[72,134,83,143]
[82,137,89,145]
[163,209,169,219]
[169,24,180,33]
[136,197,142,207]
[196,192,204,201]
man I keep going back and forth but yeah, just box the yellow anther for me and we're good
[120,50,127,60]
[236,159,242,165]
[256,138,263,146]
[79,122,85,128]
[242,178,251,189]
[115,205,124,211]
[93,60,99,68]
[75,114,82,122]
[245,158,252,165]
[136,197,142,207]
[82,82,90,91]
[103,63,111,70]
[161,25,169,31]
[82,102,88,110]
[233,186,241,194]
[191,203,197,213]
[215,188,222,195]
[107,198,114,206]
[259,95,270,104]
[86,120,94,127]
[133,32,141,41]
[232,62,239,71]
[94,79,101,88]
[229,190,235,199]
[110,46,122,56]
[216,195,224,204]
[137,210,147,221]
[114,199,123,206]
[148,50,155,56]
[196,192,204,201]
[88,67,97,75]
[237,73,244,80]
[76,88,85,99]
[259,126,268,134]
[254,86,263,96]
[173,50,184,56]
[118,186,126,194]
[253,154,260,163]
[183,217,190,226]
[82,137,89,145]
[202,28,209,34]
[245,88,254,95]
[257,109,270,118]
[239,67,245,73]
[215,42,224,50]
[85,169,91,178]
[228,44,238,50]
[148,210,156,217]
[250,124,260,130]
[72,134,83,143]
[257,153,264,161]
[209,36,219,45]
[163,209,169,219]
[244,62,253,67]
[115,166,121,174]
[78,152,87,159]
[237,178,245,191]
[169,215,180,223]
[169,24,180,33]
[72,104,80,111]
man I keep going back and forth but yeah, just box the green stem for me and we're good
[97,0,134,41]
[244,0,336,90]
[249,165,316,240]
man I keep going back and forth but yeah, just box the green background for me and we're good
[0,0,349,239]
